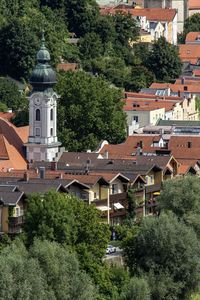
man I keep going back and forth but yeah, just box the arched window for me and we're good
[50,108,53,121]
[36,109,40,121]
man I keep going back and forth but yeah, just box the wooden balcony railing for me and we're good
[9,215,25,227]
[110,192,127,202]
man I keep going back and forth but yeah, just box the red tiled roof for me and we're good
[100,135,161,158]
[0,112,15,121]
[100,134,200,164]
[126,92,182,101]
[188,0,200,9]
[57,63,79,72]
[185,32,200,43]
[179,44,200,64]
[124,97,180,112]
[192,69,200,77]
[100,7,177,21]
[150,82,200,93]
[175,78,200,85]
[0,118,28,170]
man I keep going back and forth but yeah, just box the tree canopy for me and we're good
[56,70,127,151]
[145,36,182,81]
[183,14,200,41]
[0,77,27,111]
[0,238,97,300]
[123,213,200,300]
[158,175,200,239]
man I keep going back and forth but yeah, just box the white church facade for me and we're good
[25,33,61,162]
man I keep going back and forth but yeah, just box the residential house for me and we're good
[100,7,178,44]
[144,0,188,32]
[124,92,198,135]
[0,188,26,235]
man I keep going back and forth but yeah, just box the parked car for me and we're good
[106,244,116,254]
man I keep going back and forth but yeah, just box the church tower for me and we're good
[25,32,61,162]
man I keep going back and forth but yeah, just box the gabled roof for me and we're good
[0,118,28,170]
[90,172,130,183]
[16,182,66,194]
[0,191,24,206]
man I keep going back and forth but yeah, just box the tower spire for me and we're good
[41,30,46,50]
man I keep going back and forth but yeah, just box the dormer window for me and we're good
[36,109,40,121]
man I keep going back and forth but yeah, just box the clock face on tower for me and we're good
[34,96,41,106]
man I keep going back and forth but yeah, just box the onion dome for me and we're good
[29,31,56,91]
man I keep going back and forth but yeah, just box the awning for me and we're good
[153,192,160,196]
[96,206,111,212]
[114,202,124,210]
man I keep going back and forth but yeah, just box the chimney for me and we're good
[51,161,57,171]
[39,167,45,179]
[23,172,29,182]
[104,150,109,159]
[60,173,63,179]
[181,77,185,85]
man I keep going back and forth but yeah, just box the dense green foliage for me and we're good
[56,71,127,151]
[180,14,200,43]
[123,213,200,300]
[158,176,200,239]
[0,239,97,299]
[145,37,182,81]
[0,77,26,111]
[120,277,150,300]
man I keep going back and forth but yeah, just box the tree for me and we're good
[12,109,29,126]
[24,191,114,298]
[124,66,154,92]
[0,239,98,299]
[24,191,110,261]
[0,7,69,80]
[120,277,150,300]
[0,77,27,111]
[145,37,182,81]
[65,0,99,37]
[113,13,139,47]
[123,213,200,300]
[158,175,200,238]
[183,14,200,40]
[158,176,200,218]
[30,239,98,300]
[56,70,126,151]
[79,32,103,59]
[0,19,39,80]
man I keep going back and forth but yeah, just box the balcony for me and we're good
[9,215,25,227]
[110,192,127,202]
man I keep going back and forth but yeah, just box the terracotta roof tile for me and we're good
[100,7,177,21]
[188,0,200,9]
[150,82,200,93]
[0,112,15,121]
[193,69,200,76]
[57,63,79,72]
[185,32,200,43]
[179,44,200,64]
[0,118,28,170]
